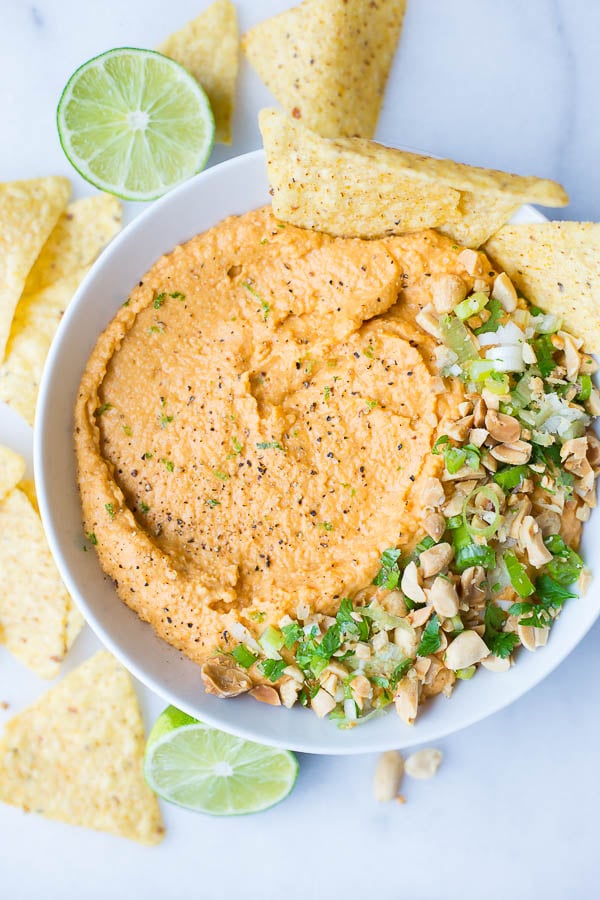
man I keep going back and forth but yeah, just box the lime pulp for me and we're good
[57,48,215,201]
[144,706,298,816]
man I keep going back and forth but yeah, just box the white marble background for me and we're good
[1,1,599,898]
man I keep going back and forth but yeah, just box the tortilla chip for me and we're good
[243,0,406,139]
[16,478,37,513]
[260,109,459,237]
[260,110,569,243]
[0,651,164,845]
[484,222,600,352]
[0,266,91,426]
[158,0,238,144]
[0,177,70,359]
[0,488,75,678]
[23,194,121,295]
[0,446,26,503]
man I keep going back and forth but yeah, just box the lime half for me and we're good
[144,707,298,815]
[57,48,215,201]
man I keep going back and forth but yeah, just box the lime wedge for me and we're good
[144,706,298,815]
[57,48,215,201]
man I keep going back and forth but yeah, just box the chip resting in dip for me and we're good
[75,143,599,728]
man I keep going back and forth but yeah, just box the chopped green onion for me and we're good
[452,523,495,573]
[543,535,583,586]
[493,465,530,491]
[462,485,502,539]
[416,535,436,553]
[439,315,480,367]
[485,372,510,395]
[259,625,284,656]
[504,552,535,598]
[578,374,592,401]
[454,291,489,321]
[455,666,476,680]
[446,515,463,530]
[231,644,258,668]
[468,359,497,382]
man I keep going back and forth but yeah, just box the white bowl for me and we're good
[35,150,600,754]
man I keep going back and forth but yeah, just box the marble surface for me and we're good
[1,1,599,898]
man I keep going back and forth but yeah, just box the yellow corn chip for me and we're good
[0,445,25,503]
[0,266,91,426]
[260,109,459,237]
[23,194,121,295]
[0,488,77,678]
[158,0,238,144]
[16,478,38,513]
[260,110,568,243]
[244,0,406,139]
[484,222,600,352]
[0,651,164,845]
[0,176,70,359]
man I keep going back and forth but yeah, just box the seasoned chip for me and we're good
[158,0,238,144]
[260,110,569,243]
[23,194,122,295]
[0,445,25,503]
[0,266,91,426]
[243,0,406,139]
[0,487,82,678]
[260,109,459,238]
[0,176,70,359]
[484,222,600,351]
[0,651,164,845]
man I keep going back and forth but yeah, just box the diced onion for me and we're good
[485,345,525,372]
[343,698,358,720]
[478,322,525,347]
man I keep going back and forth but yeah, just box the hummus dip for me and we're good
[75,207,492,665]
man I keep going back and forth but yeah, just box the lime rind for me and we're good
[57,48,215,201]
[144,707,298,816]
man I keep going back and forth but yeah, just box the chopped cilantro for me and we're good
[509,574,575,628]
[483,603,519,658]
[249,610,266,623]
[142,451,154,460]
[261,300,271,321]
[336,597,370,641]
[389,659,413,690]
[319,521,333,531]
[94,403,112,417]
[105,502,115,519]
[365,399,378,411]
[474,297,503,334]
[432,435,450,455]
[228,437,243,458]
[532,334,557,377]
[153,292,166,308]
[139,502,150,514]
[213,469,229,481]
[373,548,401,590]
[324,385,331,401]
[159,414,174,429]
[257,658,287,682]
[281,622,303,648]
[122,424,132,436]
[364,344,374,359]
[170,291,185,300]
[146,324,164,334]
[417,614,441,656]
[85,531,97,545]
[161,459,174,472]
[122,298,131,307]
[206,498,220,508]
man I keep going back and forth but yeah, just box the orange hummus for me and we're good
[75,207,493,664]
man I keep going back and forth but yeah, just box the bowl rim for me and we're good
[34,148,600,754]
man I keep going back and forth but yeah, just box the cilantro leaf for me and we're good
[532,334,557,377]
[231,644,257,669]
[483,602,519,658]
[373,548,401,590]
[474,298,503,335]
[281,622,303,648]
[389,659,413,690]
[417,614,441,656]
[257,658,287,682]
[336,597,369,641]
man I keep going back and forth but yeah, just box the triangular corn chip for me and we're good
[484,222,600,351]
[260,109,459,237]
[0,176,70,359]
[0,266,91,426]
[0,445,25,503]
[23,194,121,295]
[0,651,164,845]
[15,477,37,513]
[0,487,82,678]
[158,0,238,144]
[244,0,406,139]
[260,110,568,242]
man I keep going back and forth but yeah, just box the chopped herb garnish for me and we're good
[122,424,132,436]
[159,414,174,429]
[416,535,436,554]
[170,291,185,300]
[227,437,243,458]
[389,659,413,690]
[105,502,115,519]
[474,297,503,334]
[544,534,583,585]
[365,399,378,411]
[532,334,557,377]
[319,521,333,531]
[324,385,331,401]
[142,451,154,460]
[256,441,285,451]
[122,298,131,307]
[483,603,519,658]
[494,465,530,491]
[206,498,220,507]
[139,502,150,514]
[364,344,374,359]
[153,292,166,308]
[94,403,112,417]
[231,644,258,669]
[281,622,304,648]
[432,435,450,455]
[373,548,401,590]
[85,531,97,545]
[257,658,287,682]
[161,459,174,472]
[146,324,164,334]
[417,614,441,656]
[336,597,369,641]
[214,469,229,481]
[261,300,271,320]
[249,610,266,623]
[504,552,535,598]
